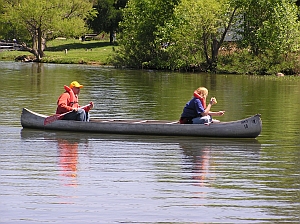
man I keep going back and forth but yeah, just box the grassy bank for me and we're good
[2,39,299,75]
[0,39,117,65]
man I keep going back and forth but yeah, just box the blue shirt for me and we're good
[181,97,205,118]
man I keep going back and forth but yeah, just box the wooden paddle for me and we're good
[44,104,91,126]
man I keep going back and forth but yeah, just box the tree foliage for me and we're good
[114,0,239,71]
[239,0,300,58]
[87,0,128,43]
[156,0,239,71]
[114,0,300,74]
[113,0,180,68]
[1,0,97,60]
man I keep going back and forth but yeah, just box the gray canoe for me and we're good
[20,108,262,138]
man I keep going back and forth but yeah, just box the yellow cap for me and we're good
[70,81,83,88]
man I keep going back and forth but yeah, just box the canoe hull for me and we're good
[21,108,262,138]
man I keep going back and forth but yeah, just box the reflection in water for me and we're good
[182,144,212,202]
[17,128,300,222]
[20,129,84,188]
[34,63,44,74]
[191,148,210,187]
[180,139,261,189]
[57,139,79,187]
[182,143,212,187]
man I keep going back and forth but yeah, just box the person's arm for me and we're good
[84,101,94,112]
[200,97,216,116]
[207,97,225,116]
[57,93,73,113]
[208,111,225,116]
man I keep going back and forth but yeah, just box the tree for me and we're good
[239,0,300,58]
[87,0,128,44]
[113,0,180,68]
[1,0,97,60]
[114,0,238,71]
[157,0,239,72]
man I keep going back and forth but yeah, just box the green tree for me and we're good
[114,0,238,72]
[87,0,128,44]
[0,0,30,42]
[113,0,180,68]
[157,0,239,72]
[239,0,300,58]
[1,0,96,60]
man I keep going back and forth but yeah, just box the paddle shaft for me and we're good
[43,104,91,125]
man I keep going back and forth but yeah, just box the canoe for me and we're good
[20,108,262,138]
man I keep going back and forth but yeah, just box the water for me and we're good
[1,61,300,223]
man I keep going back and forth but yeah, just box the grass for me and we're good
[0,39,117,65]
[0,49,21,60]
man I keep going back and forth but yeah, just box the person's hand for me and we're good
[218,111,225,116]
[210,97,217,105]
[89,101,94,109]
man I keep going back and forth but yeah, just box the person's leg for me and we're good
[86,112,90,122]
[62,109,86,121]
[62,111,78,120]
[75,108,86,121]
[192,115,212,124]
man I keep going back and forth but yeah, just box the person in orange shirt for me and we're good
[56,81,94,121]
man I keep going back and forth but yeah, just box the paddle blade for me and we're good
[44,114,61,125]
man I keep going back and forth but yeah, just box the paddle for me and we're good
[44,104,91,126]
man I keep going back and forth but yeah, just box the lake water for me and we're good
[1,61,300,223]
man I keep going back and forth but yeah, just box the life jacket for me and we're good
[64,85,91,112]
[64,85,79,108]
[193,91,206,108]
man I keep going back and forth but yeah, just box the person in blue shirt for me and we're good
[180,87,225,124]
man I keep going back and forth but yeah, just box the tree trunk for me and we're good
[110,30,117,45]
[20,28,45,61]
[210,37,219,73]
[204,7,238,73]
[203,34,211,69]
[37,27,44,61]
[31,32,39,59]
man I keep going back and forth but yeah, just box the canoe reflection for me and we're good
[21,129,261,189]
